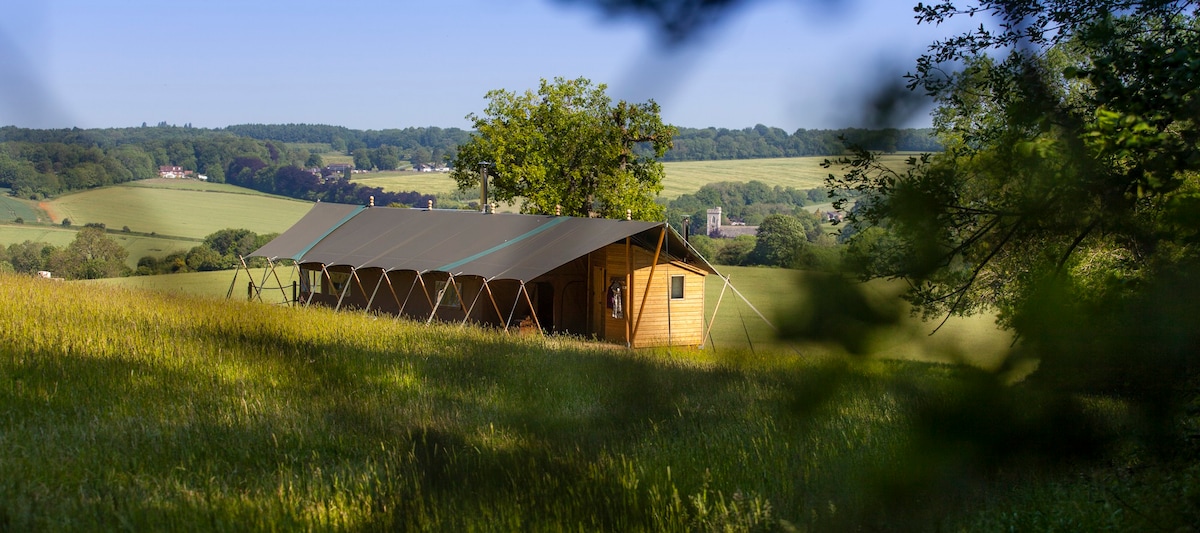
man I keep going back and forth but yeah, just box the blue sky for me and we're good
[0,0,977,131]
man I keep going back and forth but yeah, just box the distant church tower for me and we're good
[706,207,722,237]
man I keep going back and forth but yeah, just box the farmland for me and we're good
[339,155,915,201]
[350,170,458,196]
[1,272,1193,530]
[0,188,43,223]
[44,180,312,239]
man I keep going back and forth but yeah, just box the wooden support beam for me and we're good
[483,279,505,329]
[625,236,632,347]
[225,257,245,300]
[398,272,422,315]
[384,272,404,316]
[521,281,544,335]
[505,282,526,332]
[426,273,454,325]
[631,225,666,344]
[366,269,387,312]
[334,267,359,311]
[701,275,732,349]
[461,277,487,327]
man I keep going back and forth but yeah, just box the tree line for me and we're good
[223,157,435,207]
[1,122,939,202]
[0,226,282,279]
[654,125,939,161]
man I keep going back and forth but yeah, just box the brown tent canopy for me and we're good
[250,203,714,282]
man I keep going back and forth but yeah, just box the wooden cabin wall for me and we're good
[598,243,707,347]
[629,263,706,348]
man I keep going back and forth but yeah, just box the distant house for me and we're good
[705,207,759,238]
[414,163,450,173]
[158,165,192,179]
[815,209,844,223]
[325,163,354,174]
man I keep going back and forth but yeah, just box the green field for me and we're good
[660,154,915,199]
[3,272,1193,531]
[0,188,44,223]
[45,180,312,239]
[350,170,457,195]
[121,178,292,196]
[345,156,914,201]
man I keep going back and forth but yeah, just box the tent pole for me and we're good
[461,276,486,327]
[701,275,732,349]
[383,272,403,316]
[482,278,504,328]
[237,255,264,302]
[225,257,245,300]
[631,225,666,343]
[287,262,299,305]
[366,269,387,313]
[350,265,369,303]
[306,264,327,307]
[625,236,632,348]
[335,267,357,311]
[398,271,421,316]
[426,273,451,325]
[505,282,526,332]
[521,281,544,335]
[415,271,435,309]
[727,282,777,331]
[307,264,332,307]
[256,258,277,302]
[265,257,291,305]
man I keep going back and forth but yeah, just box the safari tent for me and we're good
[239,202,724,348]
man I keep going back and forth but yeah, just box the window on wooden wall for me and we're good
[670,275,685,299]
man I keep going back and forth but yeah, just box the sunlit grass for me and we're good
[1,272,1191,530]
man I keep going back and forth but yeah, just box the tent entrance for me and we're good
[533,282,554,332]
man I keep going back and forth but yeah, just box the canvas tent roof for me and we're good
[252,203,714,283]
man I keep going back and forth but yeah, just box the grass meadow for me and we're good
[2,272,1195,531]
[44,180,311,239]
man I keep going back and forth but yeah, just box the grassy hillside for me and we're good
[0,224,195,268]
[44,179,312,239]
[0,188,44,223]
[660,154,914,199]
[1,273,1193,531]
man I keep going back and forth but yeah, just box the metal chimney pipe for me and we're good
[479,162,490,213]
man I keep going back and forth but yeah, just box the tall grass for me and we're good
[0,273,1193,531]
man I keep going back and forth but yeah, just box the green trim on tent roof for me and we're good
[435,216,571,274]
[293,206,365,260]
